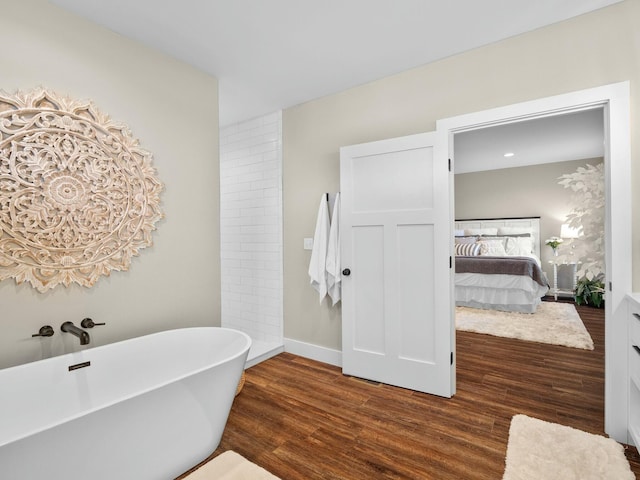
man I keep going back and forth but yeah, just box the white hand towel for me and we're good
[308,194,330,303]
[326,193,341,305]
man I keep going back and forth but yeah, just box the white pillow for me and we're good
[497,227,533,235]
[455,236,477,244]
[505,236,533,255]
[465,228,498,236]
[478,239,507,256]
[454,229,465,237]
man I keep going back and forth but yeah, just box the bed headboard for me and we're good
[454,217,541,258]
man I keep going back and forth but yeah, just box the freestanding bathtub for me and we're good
[0,327,250,480]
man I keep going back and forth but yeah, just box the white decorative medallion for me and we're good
[0,88,163,292]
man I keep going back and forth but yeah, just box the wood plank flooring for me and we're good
[181,303,640,479]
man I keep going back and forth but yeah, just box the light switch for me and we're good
[303,238,313,250]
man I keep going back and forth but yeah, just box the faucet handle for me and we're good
[80,318,105,328]
[32,325,55,337]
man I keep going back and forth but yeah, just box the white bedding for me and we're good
[455,272,549,313]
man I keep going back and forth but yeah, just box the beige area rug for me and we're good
[186,451,281,480]
[503,415,634,479]
[456,302,594,350]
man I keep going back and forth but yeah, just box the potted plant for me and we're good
[545,236,563,256]
[575,275,605,308]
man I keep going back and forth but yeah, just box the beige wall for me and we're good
[455,158,603,282]
[0,1,220,368]
[283,0,639,351]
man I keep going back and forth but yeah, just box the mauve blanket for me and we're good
[455,256,548,287]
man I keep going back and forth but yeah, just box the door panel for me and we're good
[397,224,435,363]
[352,225,385,354]
[352,148,434,212]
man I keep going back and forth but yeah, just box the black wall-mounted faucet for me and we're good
[32,325,54,337]
[61,321,90,345]
[80,318,105,328]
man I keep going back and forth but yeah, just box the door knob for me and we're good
[342,268,351,276]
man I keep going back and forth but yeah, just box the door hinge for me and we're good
[448,158,451,172]
[609,281,612,291]
[449,256,452,268]
[450,352,454,365]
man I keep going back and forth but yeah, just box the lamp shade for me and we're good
[560,224,581,239]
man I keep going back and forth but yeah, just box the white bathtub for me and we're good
[0,327,250,480]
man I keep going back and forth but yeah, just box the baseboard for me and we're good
[284,338,342,367]
[245,344,284,369]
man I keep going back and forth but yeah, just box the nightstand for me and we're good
[548,260,577,301]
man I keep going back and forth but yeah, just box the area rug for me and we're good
[456,302,594,350]
[185,451,281,480]
[502,414,634,479]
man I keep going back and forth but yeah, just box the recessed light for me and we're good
[504,152,515,158]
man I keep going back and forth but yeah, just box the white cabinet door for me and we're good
[340,132,454,397]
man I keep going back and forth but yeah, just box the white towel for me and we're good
[308,194,330,303]
[326,193,341,305]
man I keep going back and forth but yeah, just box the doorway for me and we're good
[436,81,631,442]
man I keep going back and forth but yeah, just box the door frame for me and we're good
[435,82,631,442]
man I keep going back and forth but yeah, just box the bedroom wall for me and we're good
[0,1,220,369]
[283,0,639,352]
[454,158,604,285]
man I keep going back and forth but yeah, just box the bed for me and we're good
[454,217,549,313]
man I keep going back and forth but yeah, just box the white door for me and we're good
[340,132,454,397]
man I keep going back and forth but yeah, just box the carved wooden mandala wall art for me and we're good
[0,88,164,292]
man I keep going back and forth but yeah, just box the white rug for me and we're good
[456,302,594,350]
[186,451,281,480]
[503,415,634,479]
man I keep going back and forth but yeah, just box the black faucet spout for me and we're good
[61,321,91,345]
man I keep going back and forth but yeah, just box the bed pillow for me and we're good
[477,235,508,248]
[455,243,480,256]
[477,239,507,256]
[455,236,477,244]
[464,228,498,236]
[505,236,534,255]
[497,227,533,236]
[454,229,466,237]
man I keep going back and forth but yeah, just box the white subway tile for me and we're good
[238,189,264,201]
[253,251,280,263]
[262,207,280,217]
[236,172,264,183]
[240,243,265,252]
[220,216,246,227]
[220,182,246,194]
[250,178,279,190]
[254,269,280,280]
[240,225,266,234]
[262,187,279,198]
[220,111,283,342]
[219,208,240,219]
[240,207,265,217]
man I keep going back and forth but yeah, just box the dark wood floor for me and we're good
[183,303,640,479]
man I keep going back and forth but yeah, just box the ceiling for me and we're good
[454,107,605,174]
[51,0,621,127]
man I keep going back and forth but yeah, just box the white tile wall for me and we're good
[219,111,283,346]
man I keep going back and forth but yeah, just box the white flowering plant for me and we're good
[557,163,605,281]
